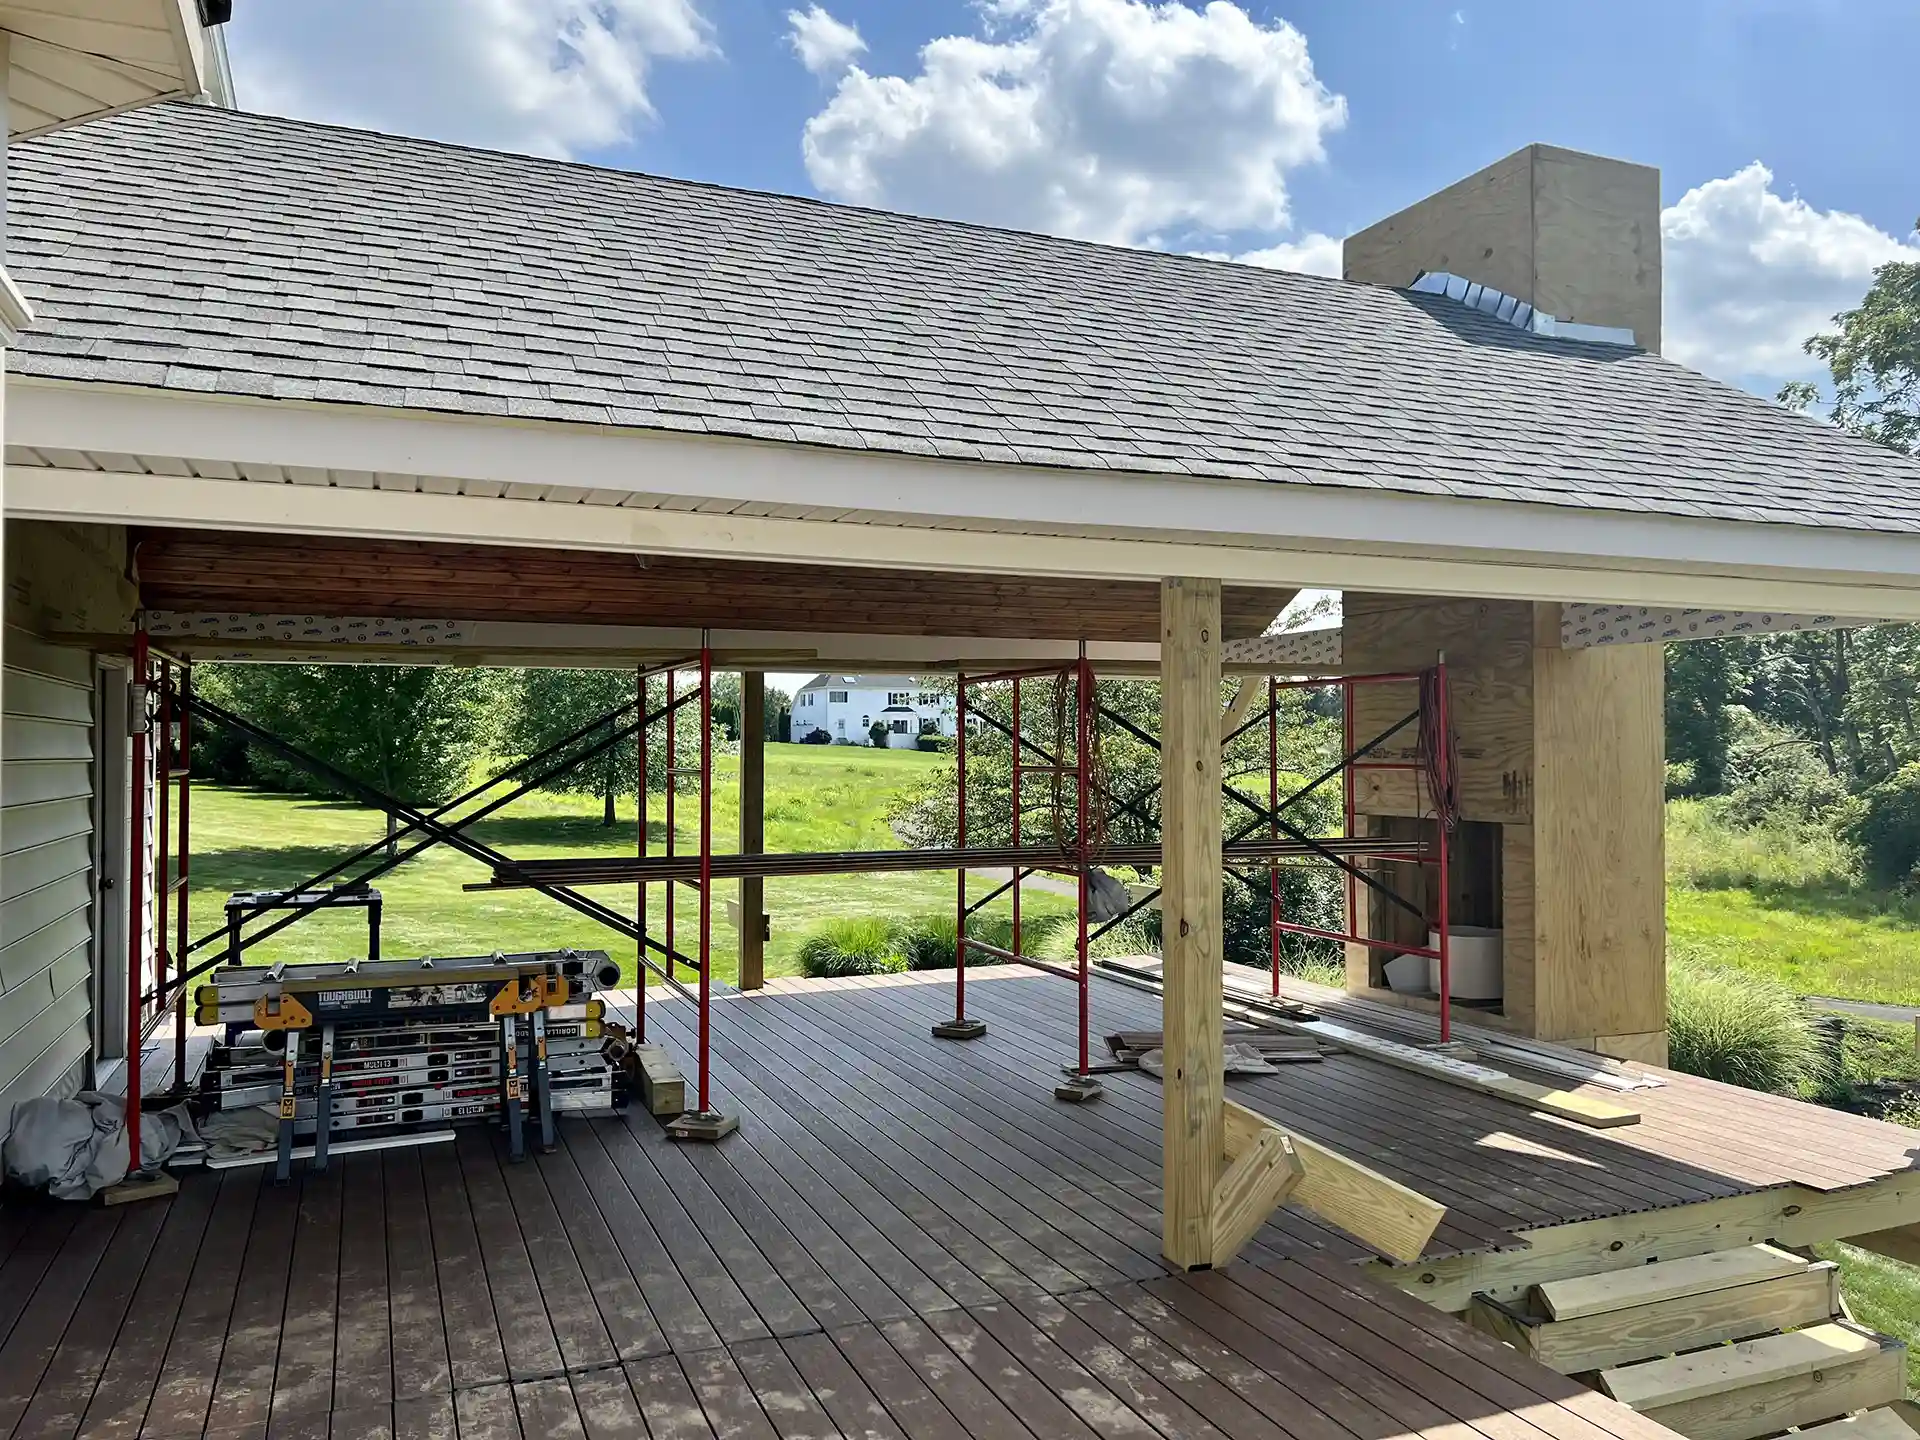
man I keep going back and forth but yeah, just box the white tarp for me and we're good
[3,1091,196,1199]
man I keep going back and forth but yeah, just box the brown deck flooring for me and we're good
[6,966,1905,1440]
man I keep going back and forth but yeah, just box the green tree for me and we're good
[498,669,638,826]
[199,664,496,853]
[1664,640,1750,797]
[1779,226,1920,454]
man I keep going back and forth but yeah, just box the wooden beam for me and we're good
[1160,575,1224,1269]
[1211,1128,1302,1269]
[1848,1224,1920,1267]
[739,671,766,992]
[1372,1169,1920,1313]
[1222,1100,1446,1265]
[1537,1244,1808,1321]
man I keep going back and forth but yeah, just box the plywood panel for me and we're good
[1532,643,1665,1041]
[1345,595,1534,824]
[1500,823,1536,1030]
[1532,145,1663,354]
[1343,146,1535,294]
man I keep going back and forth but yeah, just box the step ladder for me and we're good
[1466,1244,1909,1440]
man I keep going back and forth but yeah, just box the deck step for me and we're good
[1599,1322,1905,1440]
[1469,1259,1840,1373]
[1536,1244,1810,1320]
[1792,1409,1920,1440]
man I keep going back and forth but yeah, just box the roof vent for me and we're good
[1410,271,1637,347]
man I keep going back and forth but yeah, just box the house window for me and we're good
[829,690,848,703]
[891,719,910,734]
[917,692,938,707]
[835,719,845,734]
[861,715,870,727]
[887,691,910,706]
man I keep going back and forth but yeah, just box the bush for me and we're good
[1667,957,1822,1094]
[799,728,832,745]
[1851,764,1920,890]
[869,721,890,748]
[896,912,1023,969]
[1720,711,1855,831]
[1666,798,1862,892]
[916,734,953,754]
[795,916,908,977]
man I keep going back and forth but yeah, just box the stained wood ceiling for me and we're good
[133,531,1291,643]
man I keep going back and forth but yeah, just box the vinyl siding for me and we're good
[0,630,95,1144]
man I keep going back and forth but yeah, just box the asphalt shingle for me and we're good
[10,102,1920,534]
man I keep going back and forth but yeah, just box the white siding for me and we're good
[0,629,95,1143]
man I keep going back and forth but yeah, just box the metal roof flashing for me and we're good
[1410,271,1638,347]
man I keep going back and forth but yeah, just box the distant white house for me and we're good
[789,674,956,747]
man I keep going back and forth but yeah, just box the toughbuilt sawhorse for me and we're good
[198,949,619,1182]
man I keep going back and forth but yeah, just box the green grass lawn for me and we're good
[178,743,1065,986]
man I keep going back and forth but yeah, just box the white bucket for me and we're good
[1428,927,1503,1001]
[1381,952,1429,994]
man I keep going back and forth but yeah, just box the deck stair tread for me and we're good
[1600,1322,1893,1410]
[1540,1244,1810,1320]
[1791,1409,1920,1440]
[1471,1257,1840,1374]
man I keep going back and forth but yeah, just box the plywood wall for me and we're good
[1343,593,1666,1057]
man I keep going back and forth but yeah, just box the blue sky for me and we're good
[227,0,1920,403]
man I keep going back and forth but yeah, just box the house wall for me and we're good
[790,684,954,745]
[0,519,137,1141]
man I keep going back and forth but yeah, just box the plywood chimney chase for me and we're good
[1340,145,1669,1067]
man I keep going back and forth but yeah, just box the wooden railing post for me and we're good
[1160,576,1224,1268]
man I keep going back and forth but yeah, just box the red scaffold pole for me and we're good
[126,631,150,1175]
[636,661,647,1042]
[665,668,677,984]
[698,638,714,1113]
[1343,677,1358,980]
[1269,675,1281,998]
[954,675,969,1024]
[155,659,171,1077]
[1011,677,1022,956]
[174,663,193,1082]
[1434,656,1454,1044]
[1075,649,1092,1078]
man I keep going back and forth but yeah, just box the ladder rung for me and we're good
[167,767,192,779]
[166,876,188,895]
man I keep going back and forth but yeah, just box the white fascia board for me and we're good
[0,268,34,343]
[10,378,1920,618]
[22,465,1920,623]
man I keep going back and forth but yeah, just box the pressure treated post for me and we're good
[1160,577,1224,1268]
[739,671,767,991]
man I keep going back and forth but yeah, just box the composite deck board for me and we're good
[12,970,1911,1437]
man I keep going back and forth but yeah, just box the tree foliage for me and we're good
[1778,228,1920,455]
[196,664,496,807]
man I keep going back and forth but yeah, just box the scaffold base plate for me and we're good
[1054,1075,1105,1103]
[932,1018,988,1040]
[665,1109,738,1142]
[99,1170,181,1207]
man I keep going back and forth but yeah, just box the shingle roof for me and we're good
[11,103,1920,534]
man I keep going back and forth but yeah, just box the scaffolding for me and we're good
[119,632,1460,1177]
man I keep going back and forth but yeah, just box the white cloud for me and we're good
[788,5,867,78]
[1231,231,1343,277]
[228,0,715,159]
[1663,162,1920,383]
[799,0,1346,247]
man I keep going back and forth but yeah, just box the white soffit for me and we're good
[3,0,210,138]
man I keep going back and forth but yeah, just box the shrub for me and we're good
[897,912,1024,969]
[869,721,890,748]
[1666,798,1861,892]
[1666,956,1821,1094]
[1720,711,1855,831]
[916,734,953,754]
[799,728,832,745]
[1850,764,1920,890]
[1032,914,1155,963]
[795,916,908,978]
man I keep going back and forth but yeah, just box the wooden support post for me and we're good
[739,671,767,991]
[1161,576,1224,1269]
